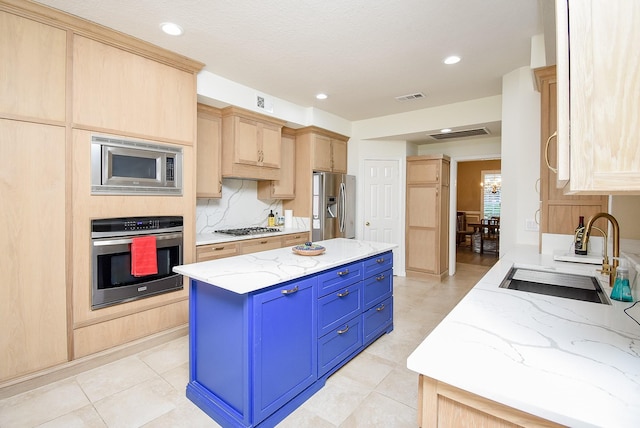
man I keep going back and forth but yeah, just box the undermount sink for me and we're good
[499,267,610,305]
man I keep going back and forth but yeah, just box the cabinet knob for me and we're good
[281,285,299,295]
[337,269,349,276]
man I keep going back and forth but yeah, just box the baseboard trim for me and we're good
[0,324,188,399]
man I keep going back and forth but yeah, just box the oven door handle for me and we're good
[92,232,183,247]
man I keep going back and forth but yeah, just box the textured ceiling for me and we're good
[34,0,547,131]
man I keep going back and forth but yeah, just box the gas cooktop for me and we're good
[215,227,280,236]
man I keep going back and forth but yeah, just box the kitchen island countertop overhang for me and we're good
[175,238,397,293]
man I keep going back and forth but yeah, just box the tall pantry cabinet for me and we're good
[0,0,203,385]
[405,155,450,280]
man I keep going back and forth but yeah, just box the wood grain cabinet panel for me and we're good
[0,120,67,381]
[72,35,196,144]
[258,127,296,199]
[556,0,640,193]
[405,156,450,279]
[196,104,222,198]
[0,11,66,122]
[534,66,608,243]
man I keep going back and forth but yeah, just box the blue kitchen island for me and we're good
[173,238,397,428]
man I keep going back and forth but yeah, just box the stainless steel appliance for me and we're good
[215,227,280,236]
[91,135,183,195]
[91,216,183,309]
[312,172,356,241]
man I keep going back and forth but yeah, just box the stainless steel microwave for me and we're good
[91,136,183,195]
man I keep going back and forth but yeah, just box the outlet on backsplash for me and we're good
[196,178,282,233]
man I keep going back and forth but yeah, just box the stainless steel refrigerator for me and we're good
[312,172,356,241]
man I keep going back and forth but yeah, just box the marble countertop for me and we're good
[174,238,397,294]
[196,227,310,246]
[407,244,640,428]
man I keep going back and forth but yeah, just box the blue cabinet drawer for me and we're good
[363,297,393,345]
[363,268,392,309]
[317,283,363,337]
[363,251,393,279]
[318,316,363,377]
[317,261,362,297]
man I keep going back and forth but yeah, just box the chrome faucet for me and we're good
[581,213,620,288]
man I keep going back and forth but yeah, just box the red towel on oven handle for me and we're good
[131,236,158,277]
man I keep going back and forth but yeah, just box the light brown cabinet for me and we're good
[240,236,283,255]
[196,104,223,198]
[221,107,286,180]
[72,35,197,145]
[405,155,450,280]
[0,119,68,381]
[535,66,608,243]
[312,133,347,173]
[0,10,66,122]
[258,127,296,200]
[196,242,240,262]
[282,233,309,247]
[555,0,640,194]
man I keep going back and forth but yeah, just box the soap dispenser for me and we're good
[610,258,633,302]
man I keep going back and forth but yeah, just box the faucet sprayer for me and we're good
[581,213,620,288]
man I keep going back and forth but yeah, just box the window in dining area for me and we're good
[481,170,501,219]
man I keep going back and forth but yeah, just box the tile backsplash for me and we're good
[196,179,282,233]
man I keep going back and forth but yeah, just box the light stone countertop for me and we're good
[174,238,397,294]
[407,243,640,428]
[196,227,310,246]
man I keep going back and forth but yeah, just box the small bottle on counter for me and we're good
[574,216,587,255]
[268,210,275,227]
[610,259,633,302]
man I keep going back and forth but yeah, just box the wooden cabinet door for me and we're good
[331,139,348,173]
[196,242,239,262]
[557,0,640,193]
[252,277,317,424]
[261,122,282,169]
[196,105,222,198]
[407,158,440,184]
[312,134,333,172]
[241,236,283,254]
[235,116,261,166]
[1,119,68,381]
[0,11,66,122]
[73,35,195,144]
[258,130,295,199]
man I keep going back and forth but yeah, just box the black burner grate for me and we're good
[215,227,280,236]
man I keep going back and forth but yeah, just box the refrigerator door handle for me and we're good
[339,182,346,232]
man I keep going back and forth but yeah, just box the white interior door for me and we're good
[363,160,401,269]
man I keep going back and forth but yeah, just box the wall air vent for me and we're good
[395,92,426,102]
[428,127,490,140]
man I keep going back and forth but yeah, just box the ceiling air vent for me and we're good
[395,92,426,102]
[428,127,490,140]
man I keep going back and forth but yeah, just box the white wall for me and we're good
[500,67,541,254]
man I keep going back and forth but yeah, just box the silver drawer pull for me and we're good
[376,274,385,281]
[376,304,385,312]
[337,289,349,297]
[337,269,349,276]
[337,325,349,334]
[376,257,385,263]
[281,285,299,295]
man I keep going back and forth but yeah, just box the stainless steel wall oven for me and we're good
[91,216,183,310]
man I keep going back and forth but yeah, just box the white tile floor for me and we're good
[0,263,491,428]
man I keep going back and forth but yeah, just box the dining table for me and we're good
[467,220,500,254]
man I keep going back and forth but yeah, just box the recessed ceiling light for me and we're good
[440,128,452,133]
[316,93,328,100]
[443,56,461,65]
[160,22,184,36]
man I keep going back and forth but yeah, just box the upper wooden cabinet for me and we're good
[258,127,296,200]
[405,155,450,280]
[555,0,640,194]
[196,104,222,198]
[312,132,347,173]
[72,35,197,144]
[535,66,608,243]
[221,107,286,180]
[0,10,66,122]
